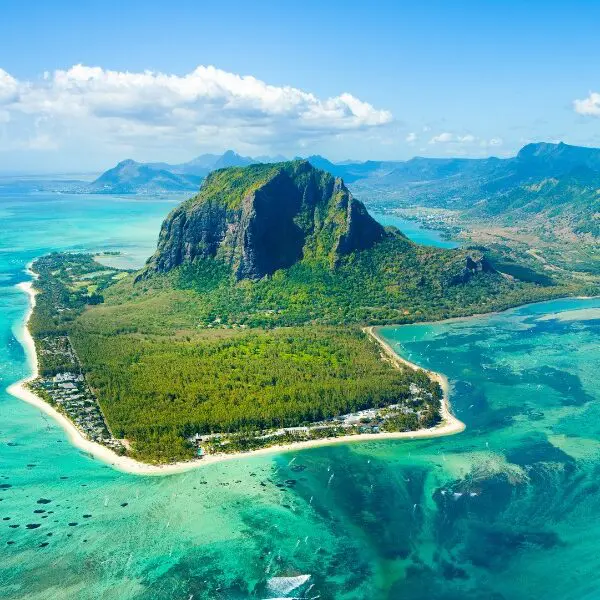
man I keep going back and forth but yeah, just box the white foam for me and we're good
[266,574,311,596]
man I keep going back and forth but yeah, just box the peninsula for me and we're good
[10,160,580,471]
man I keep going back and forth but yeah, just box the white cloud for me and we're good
[0,64,393,157]
[482,137,503,148]
[430,132,453,143]
[0,68,19,105]
[405,132,417,142]
[429,132,476,144]
[574,92,600,116]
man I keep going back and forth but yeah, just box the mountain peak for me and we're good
[517,141,565,159]
[116,158,139,167]
[144,161,385,280]
[212,150,254,170]
[516,141,600,176]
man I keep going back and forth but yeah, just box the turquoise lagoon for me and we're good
[1,186,599,599]
[369,211,459,249]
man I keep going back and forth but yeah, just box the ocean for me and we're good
[1,186,599,599]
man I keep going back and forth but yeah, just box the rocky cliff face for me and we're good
[144,160,386,280]
[446,254,494,286]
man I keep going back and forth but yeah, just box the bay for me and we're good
[370,211,459,249]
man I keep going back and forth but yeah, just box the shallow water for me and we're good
[370,211,459,248]
[1,188,599,599]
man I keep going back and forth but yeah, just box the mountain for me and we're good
[145,160,385,280]
[211,150,254,170]
[137,160,562,312]
[167,153,223,173]
[515,141,600,174]
[306,155,400,183]
[86,143,599,238]
[349,142,600,238]
[140,161,585,302]
[86,159,203,194]
[89,150,280,193]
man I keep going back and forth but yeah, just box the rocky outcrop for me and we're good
[446,254,494,286]
[143,160,386,280]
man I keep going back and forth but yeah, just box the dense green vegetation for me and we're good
[31,239,572,464]
[179,162,283,210]
[28,253,125,376]
[71,324,441,462]
[29,253,107,337]
[127,238,573,329]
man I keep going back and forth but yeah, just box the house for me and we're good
[58,382,77,390]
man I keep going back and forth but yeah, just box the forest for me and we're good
[30,253,448,463]
[71,323,441,462]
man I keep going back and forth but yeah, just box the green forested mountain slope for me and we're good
[347,142,600,238]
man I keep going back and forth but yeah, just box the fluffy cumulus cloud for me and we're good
[429,132,475,144]
[574,92,600,117]
[0,64,393,158]
[0,68,19,105]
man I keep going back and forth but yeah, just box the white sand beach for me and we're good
[7,276,465,477]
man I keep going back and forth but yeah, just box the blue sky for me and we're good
[1,0,600,172]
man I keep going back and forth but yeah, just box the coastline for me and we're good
[364,326,465,436]
[7,274,465,477]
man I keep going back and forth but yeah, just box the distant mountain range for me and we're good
[322,142,600,238]
[86,142,599,238]
[86,150,287,194]
[86,160,204,194]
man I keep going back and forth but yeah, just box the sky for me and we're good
[1,0,600,173]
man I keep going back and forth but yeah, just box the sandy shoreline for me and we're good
[365,326,465,436]
[7,273,465,477]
